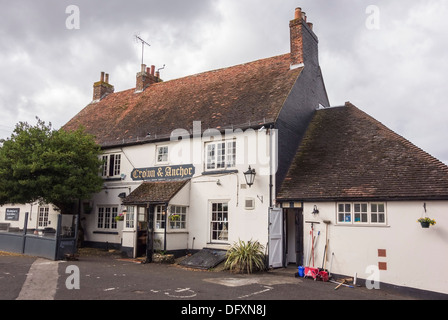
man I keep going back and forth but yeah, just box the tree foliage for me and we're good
[0,118,103,214]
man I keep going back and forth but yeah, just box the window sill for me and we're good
[102,177,122,182]
[93,231,120,235]
[202,169,238,175]
[335,223,390,227]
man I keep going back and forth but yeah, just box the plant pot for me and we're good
[420,221,430,228]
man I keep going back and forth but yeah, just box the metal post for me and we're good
[22,212,29,254]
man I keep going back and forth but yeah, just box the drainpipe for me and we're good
[269,125,274,208]
[164,202,168,252]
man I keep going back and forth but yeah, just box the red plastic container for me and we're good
[317,270,329,282]
[304,267,329,282]
[304,267,319,279]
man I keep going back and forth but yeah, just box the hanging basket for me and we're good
[418,218,436,228]
[420,221,430,228]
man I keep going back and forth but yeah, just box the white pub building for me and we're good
[3,8,448,296]
[62,8,329,265]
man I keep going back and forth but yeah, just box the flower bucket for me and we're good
[420,221,430,228]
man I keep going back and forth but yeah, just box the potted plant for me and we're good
[115,213,124,221]
[418,217,436,228]
[169,214,180,221]
[224,239,266,274]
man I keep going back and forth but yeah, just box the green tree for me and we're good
[0,118,103,214]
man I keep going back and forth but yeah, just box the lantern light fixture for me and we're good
[243,166,256,187]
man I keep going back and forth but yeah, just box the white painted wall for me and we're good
[0,203,60,233]
[83,128,275,254]
[302,200,448,295]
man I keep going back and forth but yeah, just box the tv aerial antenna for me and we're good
[134,34,150,65]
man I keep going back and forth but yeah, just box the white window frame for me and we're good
[38,206,50,228]
[156,145,169,164]
[97,206,119,230]
[169,205,187,230]
[101,153,121,178]
[337,202,387,225]
[154,205,166,230]
[209,201,229,242]
[205,140,236,171]
[125,206,135,229]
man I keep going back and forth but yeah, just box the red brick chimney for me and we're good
[93,71,114,102]
[136,64,158,92]
[289,7,318,68]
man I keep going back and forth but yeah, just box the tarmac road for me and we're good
[0,249,418,303]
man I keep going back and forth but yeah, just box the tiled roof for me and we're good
[64,54,302,147]
[277,102,448,201]
[122,180,189,204]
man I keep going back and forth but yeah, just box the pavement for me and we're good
[0,248,438,311]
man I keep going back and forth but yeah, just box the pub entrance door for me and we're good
[136,206,148,257]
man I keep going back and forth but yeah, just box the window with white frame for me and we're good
[156,146,169,163]
[155,205,166,229]
[206,140,236,170]
[210,201,229,241]
[97,206,118,229]
[38,207,49,227]
[125,206,135,229]
[337,202,386,225]
[169,206,187,229]
[101,154,121,177]
[370,203,386,223]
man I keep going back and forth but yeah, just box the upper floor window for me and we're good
[206,140,236,170]
[101,153,121,177]
[337,202,386,225]
[156,146,169,163]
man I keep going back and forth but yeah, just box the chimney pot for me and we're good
[290,7,318,67]
[93,71,114,101]
[136,64,157,92]
[294,7,301,19]
[150,65,155,76]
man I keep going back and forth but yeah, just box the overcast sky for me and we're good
[1,0,447,164]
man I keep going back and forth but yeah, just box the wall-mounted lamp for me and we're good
[312,205,319,215]
[243,166,256,187]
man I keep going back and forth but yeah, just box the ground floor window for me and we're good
[337,202,386,225]
[169,205,187,229]
[210,201,229,241]
[155,205,166,230]
[38,207,49,227]
[125,206,135,229]
[97,206,118,229]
